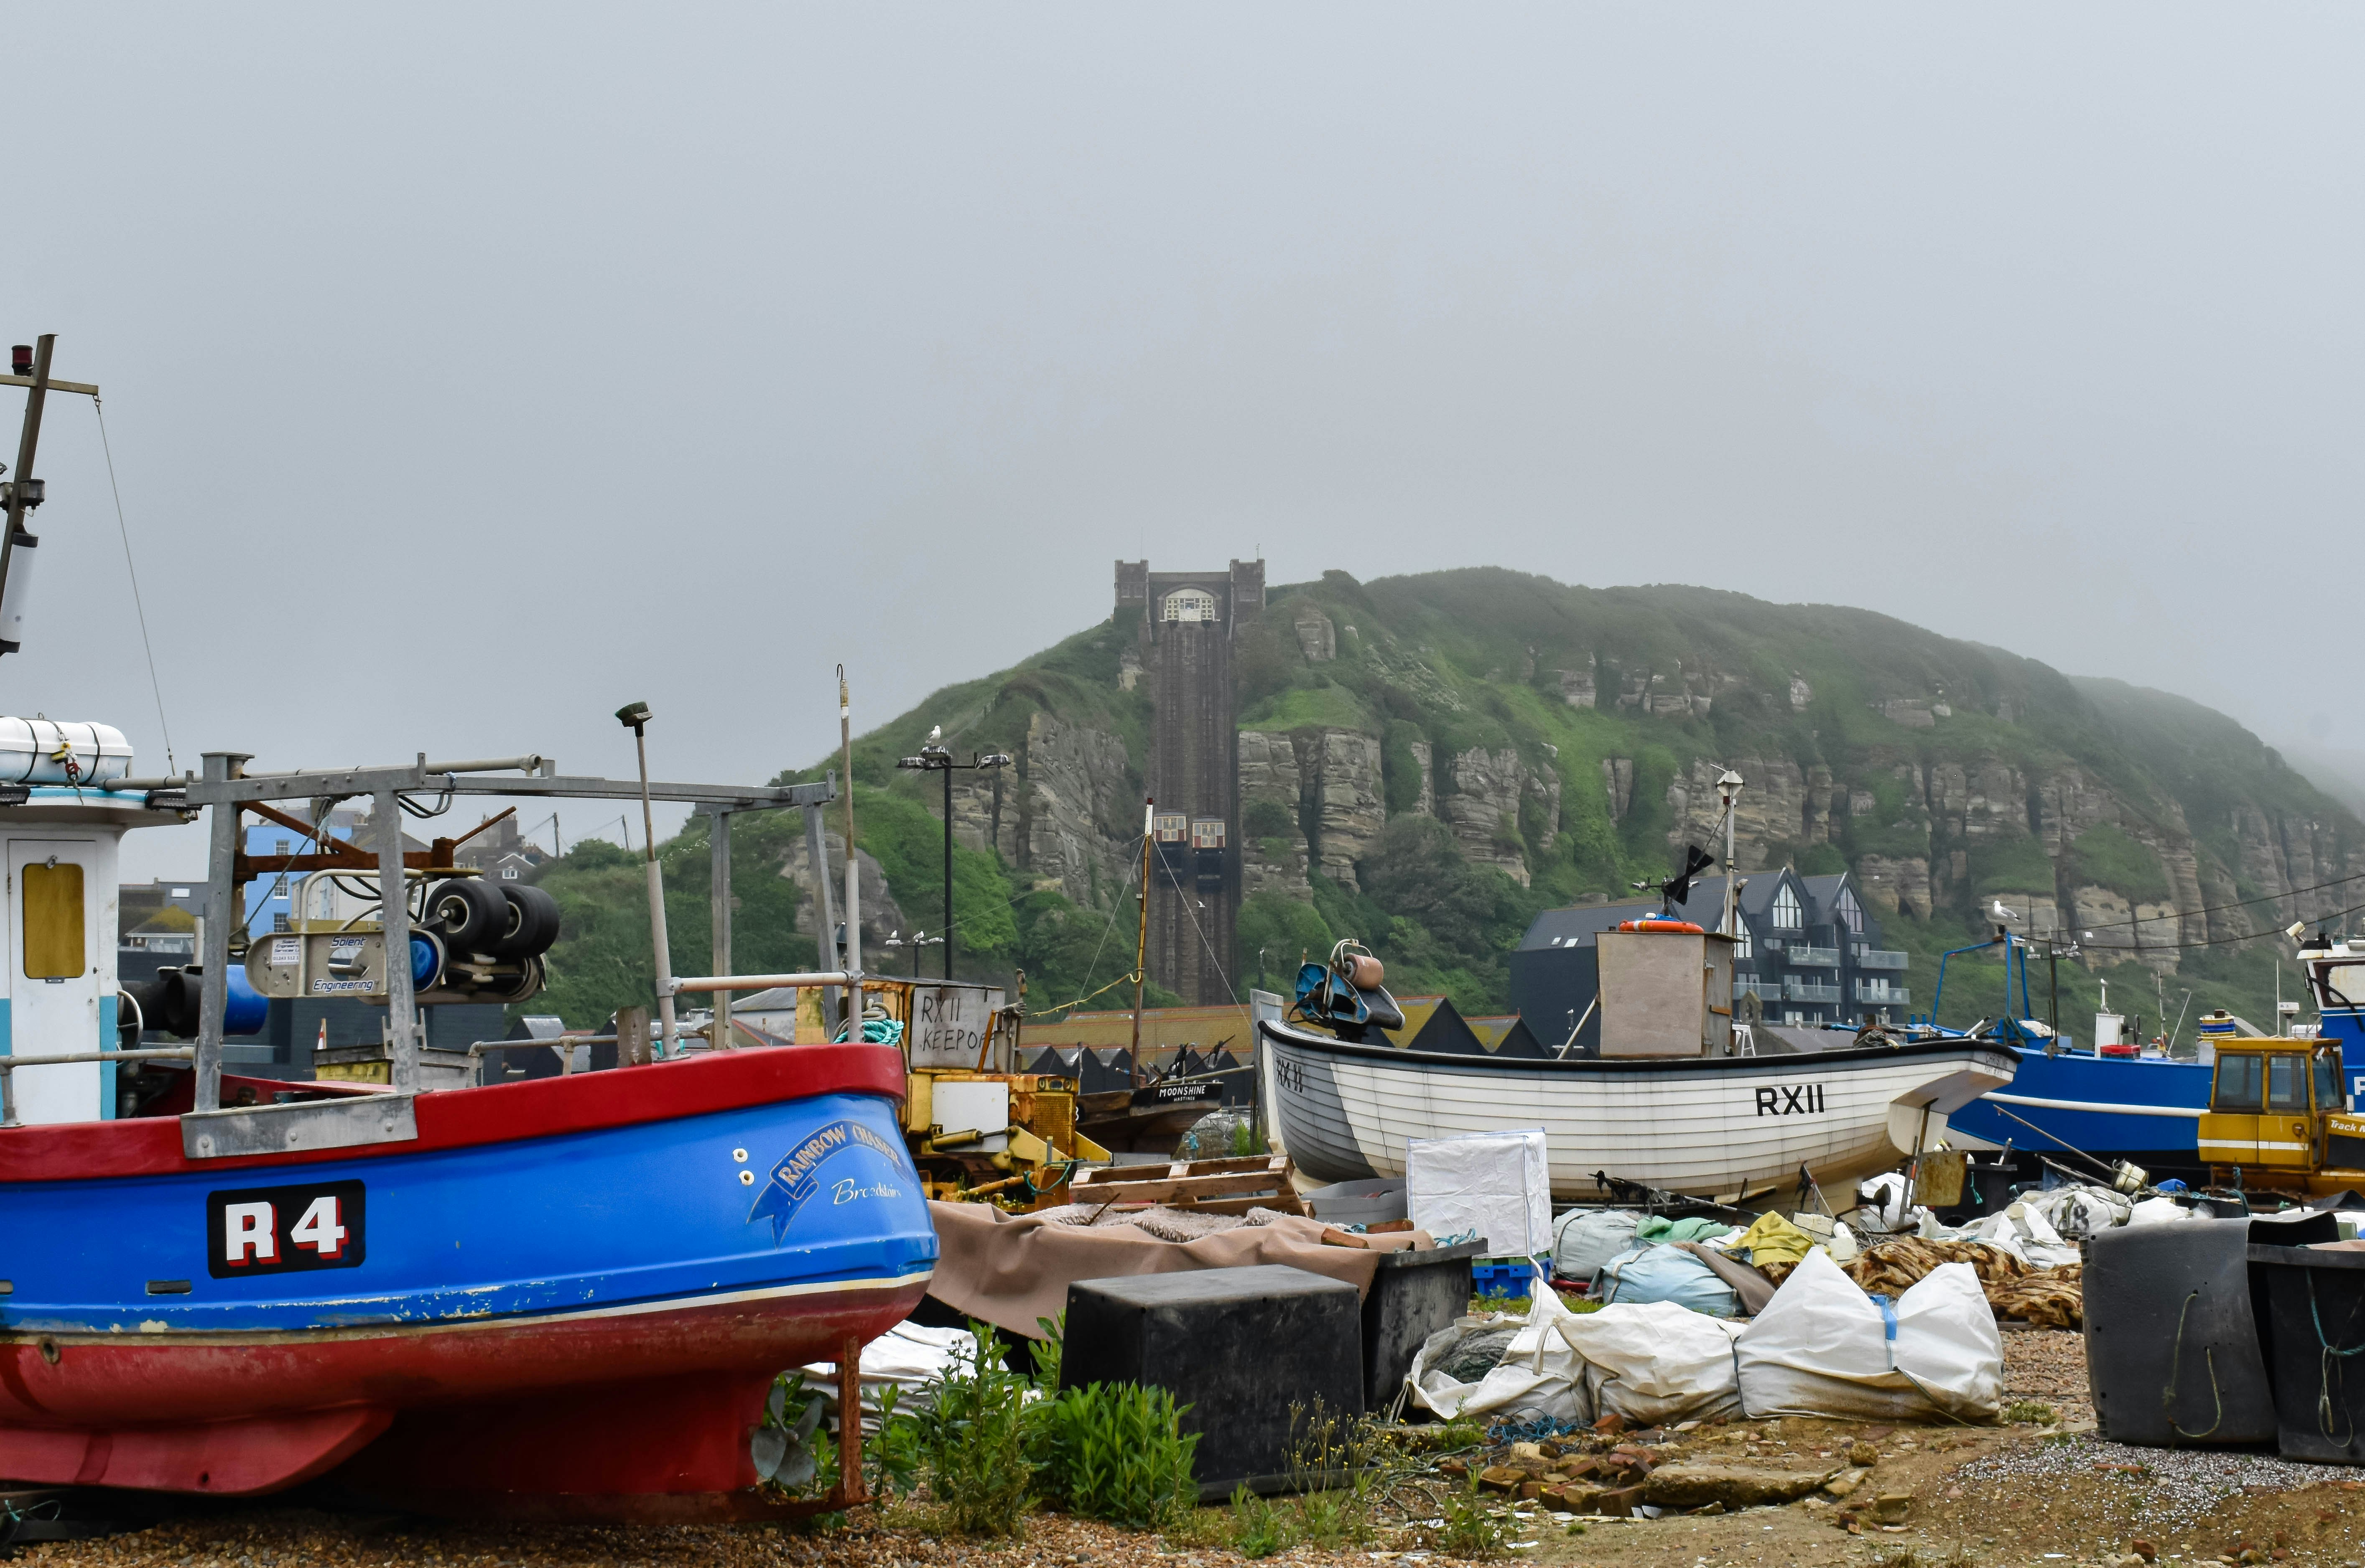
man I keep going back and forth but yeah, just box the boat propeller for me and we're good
[752,1372,828,1488]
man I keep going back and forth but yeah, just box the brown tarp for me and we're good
[927,1200,1391,1338]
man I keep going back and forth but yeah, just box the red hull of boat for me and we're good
[0,1275,927,1512]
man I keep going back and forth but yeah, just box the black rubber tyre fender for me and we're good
[490,883,561,958]
[428,877,511,956]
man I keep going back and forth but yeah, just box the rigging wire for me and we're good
[2044,863,2365,940]
[89,398,177,777]
[1059,838,1143,1016]
[2075,895,2365,954]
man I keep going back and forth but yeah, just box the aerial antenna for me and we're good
[1635,844,1714,916]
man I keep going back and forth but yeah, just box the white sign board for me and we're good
[907,986,1006,1071]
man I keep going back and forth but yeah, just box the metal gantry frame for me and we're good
[179,751,846,1115]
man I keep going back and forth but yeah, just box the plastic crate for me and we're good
[1470,1256,1542,1299]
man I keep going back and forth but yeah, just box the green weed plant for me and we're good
[1040,1382,1200,1529]
[915,1320,1039,1537]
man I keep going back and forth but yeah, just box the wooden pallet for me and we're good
[1067,1154,1306,1216]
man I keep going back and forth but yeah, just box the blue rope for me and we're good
[2306,1270,2365,1445]
[1486,1413,1586,1444]
[833,1017,906,1045]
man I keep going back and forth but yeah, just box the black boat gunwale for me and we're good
[1258,1017,2017,1081]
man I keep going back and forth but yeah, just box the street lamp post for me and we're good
[895,741,1010,979]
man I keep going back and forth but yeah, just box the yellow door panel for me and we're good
[2261,1054,2313,1168]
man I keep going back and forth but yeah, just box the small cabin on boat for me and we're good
[1512,864,1909,1051]
[0,719,150,1123]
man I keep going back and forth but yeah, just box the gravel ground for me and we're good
[6,1504,1388,1568]
[20,1330,2364,1568]
[2001,1326,2096,1429]
[1953,1434,2351,1535]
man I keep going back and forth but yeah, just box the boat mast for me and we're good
[1131,796,1151,1087]
[0,336,103,655]
[839,667,863,1034]
[1716,769,1743,936]
[619,702,679,1058]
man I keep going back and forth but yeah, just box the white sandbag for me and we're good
[1734,1249,2002,1423]
[1408,1280,1590,1424]
[1408,1129,1552,1257]
[2126,1195,2198,1227]
[1552,1207,1641,1282]
[1556,1301,1744,1426]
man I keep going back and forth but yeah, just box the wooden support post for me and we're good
[835,1335,866,1507]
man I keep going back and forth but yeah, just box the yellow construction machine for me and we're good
[2199,1035,2365,1195]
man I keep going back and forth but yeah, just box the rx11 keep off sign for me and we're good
[206,1181,367,1277]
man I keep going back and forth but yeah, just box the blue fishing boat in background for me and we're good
[1902,923,2365,1187]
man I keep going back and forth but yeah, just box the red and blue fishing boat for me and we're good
[0,337,928,1518]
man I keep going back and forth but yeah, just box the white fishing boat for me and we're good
[1257,775,2017,1201]
[1258,1013,2015,1198]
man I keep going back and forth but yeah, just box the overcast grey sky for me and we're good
[7,7,2361,881]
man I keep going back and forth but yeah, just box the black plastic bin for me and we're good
[2084,1209,2337,1447]
[1061,1263,1363,1499]
[1362,1240,1482,1413]
[2249,1242,2365,1464]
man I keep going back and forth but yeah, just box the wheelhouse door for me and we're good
[8,839,102,1124]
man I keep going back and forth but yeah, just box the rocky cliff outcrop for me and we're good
[1408,740,1436,818]
[1438,747,1551,884]
[947,711,1139,910]
[1601,757,1636,821]
[783,831,907,951]
[1665,756,1839,865]
[1235,727,1396,894]
[1300,729,1386,890]
[1238,729,1312,902]
[1855,854,1932,919]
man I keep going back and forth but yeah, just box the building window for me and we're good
[1733,926,1752,959]
[275,838,291,856]
[1772,884,1803,929]
[273,913,291,933]
[1836,888,1863,935]
[1162,589,1217,623]
[501,866,519,880]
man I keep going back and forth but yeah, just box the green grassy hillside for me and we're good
[520,569,2361,1040]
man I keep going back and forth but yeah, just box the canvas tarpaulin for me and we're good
[1552,1208,1641,1282]
[1594,1242,1741,1317]
[926,1200,1382,1339]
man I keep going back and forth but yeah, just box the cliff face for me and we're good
[827,571,2364,1004]
[946,709,1141,911]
